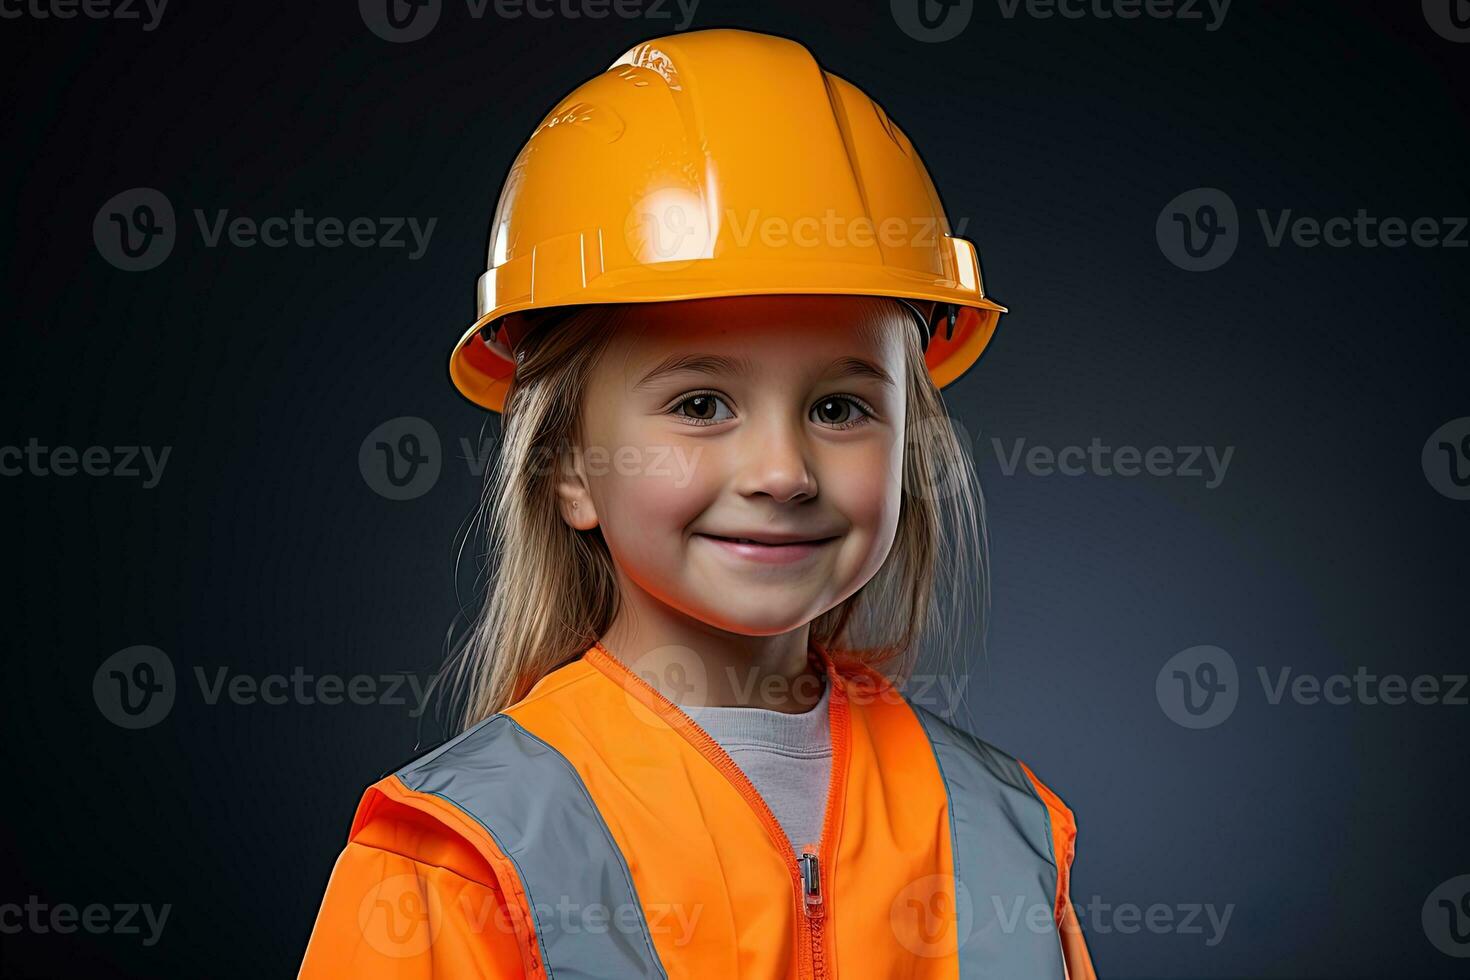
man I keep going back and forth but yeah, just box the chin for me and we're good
[680,596,822,637]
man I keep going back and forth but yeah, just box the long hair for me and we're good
[443,297,989,731]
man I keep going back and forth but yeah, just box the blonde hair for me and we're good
[444,297,989,731]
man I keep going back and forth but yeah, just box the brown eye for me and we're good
[685,395,716,419]
[672,393,734,426]
[811,396,872,429]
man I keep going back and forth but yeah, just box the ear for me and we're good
[555,447,599,531]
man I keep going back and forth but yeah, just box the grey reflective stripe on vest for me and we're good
[910,705,1068,979]
[396,714,668,980]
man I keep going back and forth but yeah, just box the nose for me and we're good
[731,413,818,503]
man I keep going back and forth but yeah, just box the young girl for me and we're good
[301,28,1095,979]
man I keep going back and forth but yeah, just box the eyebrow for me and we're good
[633,353,895,389]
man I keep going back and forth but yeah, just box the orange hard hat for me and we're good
[450,27,1008,413]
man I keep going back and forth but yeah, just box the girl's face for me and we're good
[563,294,909,636]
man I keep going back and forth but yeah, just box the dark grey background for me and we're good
[4,1,1468,977]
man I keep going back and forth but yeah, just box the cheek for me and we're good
[589,441,718,559]
[829,436,905,541]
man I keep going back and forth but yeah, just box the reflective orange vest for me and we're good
[300,641,1096,978]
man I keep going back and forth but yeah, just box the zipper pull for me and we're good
[799,848,822,916]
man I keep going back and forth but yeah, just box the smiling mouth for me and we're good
[693,533,841,565]
[697,534,840,546]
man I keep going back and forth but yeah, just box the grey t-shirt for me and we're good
[681,676,833,856]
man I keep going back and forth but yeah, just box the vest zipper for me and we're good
[586,640,849,980]
[799,848,826,980]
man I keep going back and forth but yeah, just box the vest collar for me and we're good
[581,637,853,867]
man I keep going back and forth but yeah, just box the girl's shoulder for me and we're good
[903,696,1078,876]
